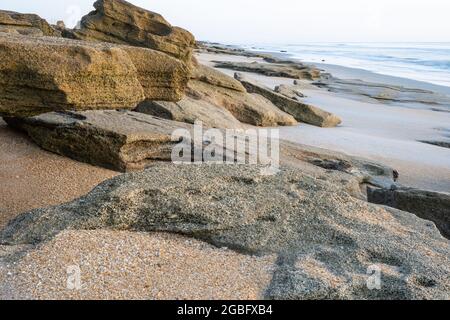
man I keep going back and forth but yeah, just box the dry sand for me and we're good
[1,230,276,300]
[0,118,118,229]
[198,52,450,192]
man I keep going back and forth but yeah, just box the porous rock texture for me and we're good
[0,10,60,37]
[187,80,297,127]
[70,0,195,63]
[4,110,192,172]
[0,34,189,118]
[215,60,321,80]
[368,187,450,239]
[1,163,449,300]
[235,73,342,128]
[135,97,246,129]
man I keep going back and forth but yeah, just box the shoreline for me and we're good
[197,46,450,192]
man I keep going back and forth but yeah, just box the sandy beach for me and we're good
[197,52,450,192]
[0,0,449,301]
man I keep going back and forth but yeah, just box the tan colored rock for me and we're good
[187,80,297,127]
[0,10,60,37]
[4,110,192,172]
[215,60,321,80]
[275,84,305,100]
[191,63,246,92]
[235,73,342,128]
[0,34,189,118]
[122,46,189,101]
[136,97,245,129]
[71,0,195,63]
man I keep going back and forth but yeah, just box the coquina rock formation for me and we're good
[70,0,195,64]
[235,73,342,127]
[0,34,189,118]
[4,110,193,172]
[1,163,449,299]
[0,10,60,37]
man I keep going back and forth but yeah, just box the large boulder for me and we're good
[0,10,60,37]
[1,163,449,299]
[0,34,189,118]
[136,97,245,129]
[368,187,450,239]
[71,0,195,63]
[235,73,342,128]
[187,80,297,127]
[4,110,192,172]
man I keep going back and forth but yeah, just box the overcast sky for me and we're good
[2,0,450,44]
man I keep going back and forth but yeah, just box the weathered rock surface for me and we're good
[191,63,246,92]
[314,78,450,109]
[368,187,450,239]
[121,46,189,101]
[0,34,189,117]
[215,61,321,80]
[71,0,195,63]
[275,84,305,100]
[1,163,449,299]
[135,97,245,129]
[235,73,342,128]
[187,80,297,127]
[0,10,60,37]
[4,111,191,172]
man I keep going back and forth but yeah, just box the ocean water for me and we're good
[242,43,450,88]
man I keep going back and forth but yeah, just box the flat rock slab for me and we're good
[4,111,192,172]
[136,97,246,129]
[235,73,342,128]
[1,163,449,299]
[0,10,60,37]
[214,60,321,80]
[187,80,297,127]
[368,187,450,239]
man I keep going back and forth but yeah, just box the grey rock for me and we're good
[275,84,305,100]
[367,187,450,239]
[4,110,192,172]
[214,60,321,80]
[235,73,342,128]
[1,163,449,299]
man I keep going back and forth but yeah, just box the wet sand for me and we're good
[198,52,450,192]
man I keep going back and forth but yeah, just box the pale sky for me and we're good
[2,0,450,44]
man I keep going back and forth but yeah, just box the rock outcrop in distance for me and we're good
[235,73,342,128]
[0,34,189,118]
[0,10,60,37]
[215,60,321,81]
[1,163,449,299]
[69,0,195,64]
